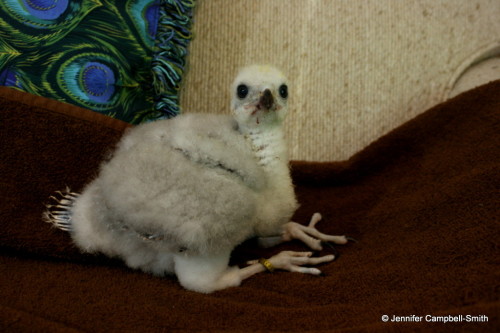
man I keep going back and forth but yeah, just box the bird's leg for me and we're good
[282,212,349,251]
[246,251,335,275]
[246,213,351,279]
[257,213,350,250]
[174,250,334,293]
[174,251,248,293]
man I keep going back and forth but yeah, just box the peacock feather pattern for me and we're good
[0,0,194,123]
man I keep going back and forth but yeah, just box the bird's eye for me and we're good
[237,84,249,99]
[279,84,288,99]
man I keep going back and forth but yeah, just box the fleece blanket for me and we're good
[0,82,499,332]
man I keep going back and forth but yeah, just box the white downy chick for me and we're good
[44,65,349,293]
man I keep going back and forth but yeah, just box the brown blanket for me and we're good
[0,82,498,332]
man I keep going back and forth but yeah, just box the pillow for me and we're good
[0,0,194,123]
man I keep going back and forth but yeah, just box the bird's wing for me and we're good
[164,113,266,191]
[96,113,266,254]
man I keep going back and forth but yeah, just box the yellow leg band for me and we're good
[259,258,275,272]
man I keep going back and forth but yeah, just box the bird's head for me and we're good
[231,65,288,132]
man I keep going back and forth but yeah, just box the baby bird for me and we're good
[44,65,349,293]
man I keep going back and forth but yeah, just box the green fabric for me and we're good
[0,0,194,123]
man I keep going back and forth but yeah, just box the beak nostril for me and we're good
[259,89,274,110]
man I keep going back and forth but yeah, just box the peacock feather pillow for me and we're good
[0,0,194,123]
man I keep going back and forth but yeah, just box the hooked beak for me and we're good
[258,89,275,110]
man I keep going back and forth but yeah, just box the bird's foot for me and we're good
[247,251,334,275]
[282,212,354,251]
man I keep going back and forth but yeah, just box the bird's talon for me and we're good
[346,236,358,243]
[321,241,340,258]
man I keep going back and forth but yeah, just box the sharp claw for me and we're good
[346,236,358,243]
[321,241,339,259]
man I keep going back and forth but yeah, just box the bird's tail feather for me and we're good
[42,187,80,232]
